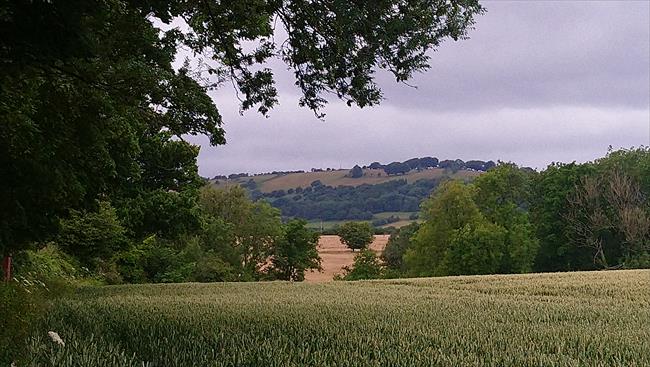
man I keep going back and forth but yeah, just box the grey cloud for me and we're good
[185,1,650,177]
[193,96,649,176]
[375,0,650,111]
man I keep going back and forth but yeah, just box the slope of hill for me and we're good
[210,167,483,226]
[212,167,480,193]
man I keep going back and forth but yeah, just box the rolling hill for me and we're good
[209,164,484,229]
[211,167,480,193]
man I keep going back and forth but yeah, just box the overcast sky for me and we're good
[186,0,650,177]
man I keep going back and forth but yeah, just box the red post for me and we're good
[2,255,11,283]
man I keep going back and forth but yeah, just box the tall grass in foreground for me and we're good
[21,270,650,366]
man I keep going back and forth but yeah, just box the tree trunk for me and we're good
[2,255,12,283]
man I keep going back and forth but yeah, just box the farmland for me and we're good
[25,270,650,366]
[304,235,389,282]
[213,168,480,193]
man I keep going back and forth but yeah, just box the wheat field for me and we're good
[25,270,650,366]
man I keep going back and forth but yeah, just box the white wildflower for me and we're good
[47,331,65,347]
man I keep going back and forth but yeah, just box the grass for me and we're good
[305,219,348,231]
[305,212,418,231]
[373,211,417,219]
[21,270,650,366]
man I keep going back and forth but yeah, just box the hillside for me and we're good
[29,270,650,366]
[210,167,483,227]
[212,167,481,193]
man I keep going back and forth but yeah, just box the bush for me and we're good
[338,249,383,280]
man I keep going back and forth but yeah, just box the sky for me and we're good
[185,0,650,177]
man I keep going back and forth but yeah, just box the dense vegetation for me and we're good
[20,270,650,366]
[378,147,650,278]
[1,0,484,275]
[219,157,501,222]
[364,157,496,175]
[259,178,444,220]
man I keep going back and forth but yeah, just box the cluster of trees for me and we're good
[261,178,445,221]
[214,170,308,181]
[1,0,484,283]
[363,157,496,176]
[335,222,383,281]
[21,186,323,283]
[376,148,650,278]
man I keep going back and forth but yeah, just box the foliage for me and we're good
[20,270,650,366]
[383,162,411,176]
[266,178,442,221]
[57,201,127,270]
[199,186,282,279]
[530,148,650,271]
[406,164,541,277]
[13,245,81,282]
[269,219,321,281]
[0,0,224,258]
[565,169,650,268]
[444,220,506,275]
[348,165,363,178]
[339,249,383,281]
[472,164,539,273]
[371,215,401,227]
[338,222,374,251]
[404,181,483,276]
[382,222,419,273]
[529,162,595,272]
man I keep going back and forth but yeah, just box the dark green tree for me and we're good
[0,0,485,275]
[529,162,595,272]
[338,222,374,251]
[349,165,364,178]
[57,201,128,269]
[340,249,383,281]
[472,163,538,273]
[404,180,483,276]
[381,222,419,273]
[269,219,322,281]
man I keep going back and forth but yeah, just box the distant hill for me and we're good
[211,167,480,193]
[210,164,484,229]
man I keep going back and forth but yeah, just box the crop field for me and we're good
[23,270,650,366]
[305,235,389,282]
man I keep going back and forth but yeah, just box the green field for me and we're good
[24,270,650,366]
[305,212,418,231]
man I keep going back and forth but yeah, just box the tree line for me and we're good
[1,0,484,283]
[341,147,650,280]
[363,157,497,176]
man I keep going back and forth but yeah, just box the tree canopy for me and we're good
[338,222,374,251]
[0,0,485,259]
